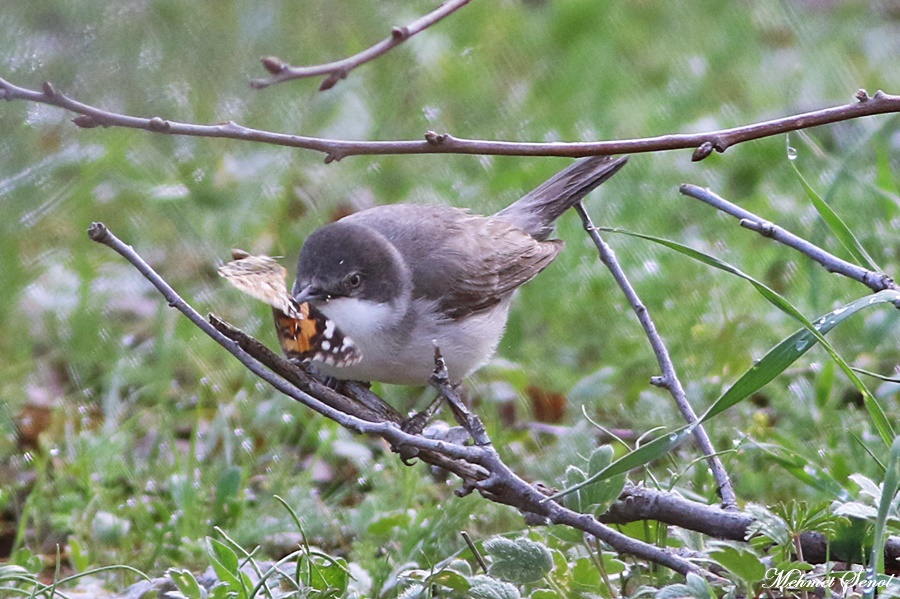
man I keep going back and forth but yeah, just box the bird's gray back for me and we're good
[340,204,560,318]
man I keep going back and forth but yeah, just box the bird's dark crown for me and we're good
[294,222,407,304]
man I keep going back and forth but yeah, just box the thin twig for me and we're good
[87,221,714,579]
[2,78,897,162]
[679,184,898,293]
[573,203,738,509]
[430,345,491,447]
[251,0,472,91]
[460,531,488,573]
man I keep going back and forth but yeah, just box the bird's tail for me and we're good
[494,155,627,240]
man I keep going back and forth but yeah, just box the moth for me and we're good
[218,250,362,367]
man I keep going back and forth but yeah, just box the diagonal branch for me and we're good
[574,202,738,510]
[679,184,898,293]
[87,221,714,579]
[251,0,473,91]
[2,77,897,161]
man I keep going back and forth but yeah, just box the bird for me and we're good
[290,155,628,386]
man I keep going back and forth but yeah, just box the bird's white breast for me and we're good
[311,296,512,385]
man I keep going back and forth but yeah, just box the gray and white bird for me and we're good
[291,155,627,385]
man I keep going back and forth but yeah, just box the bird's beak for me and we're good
[292,283,329,304]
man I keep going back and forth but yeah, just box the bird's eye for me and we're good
[347,273,362,288]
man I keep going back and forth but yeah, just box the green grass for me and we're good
[1,0,899,596]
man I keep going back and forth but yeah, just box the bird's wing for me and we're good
[342,204,563,319]
[422,215,563,319]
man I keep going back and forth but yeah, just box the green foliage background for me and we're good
[0,0,898,593]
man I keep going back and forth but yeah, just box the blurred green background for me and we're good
[1,0,898,591]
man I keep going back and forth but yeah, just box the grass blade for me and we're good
[545,425,695,501]
[790,158,881,272]
[599,227,811,324]
[751,441,852,501]
[702,291,898,429]
[867,436,900,590]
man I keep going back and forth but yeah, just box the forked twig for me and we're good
[251,0,472,91]
[429,345,491,447]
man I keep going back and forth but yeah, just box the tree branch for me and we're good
[679,184,898,293]
[250,0,473,91]
[573,203,738,510]
[2,78,897,161]
[87,222,714,579]
[601,485,900,566]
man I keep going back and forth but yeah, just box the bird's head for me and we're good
[292,221,408,306]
